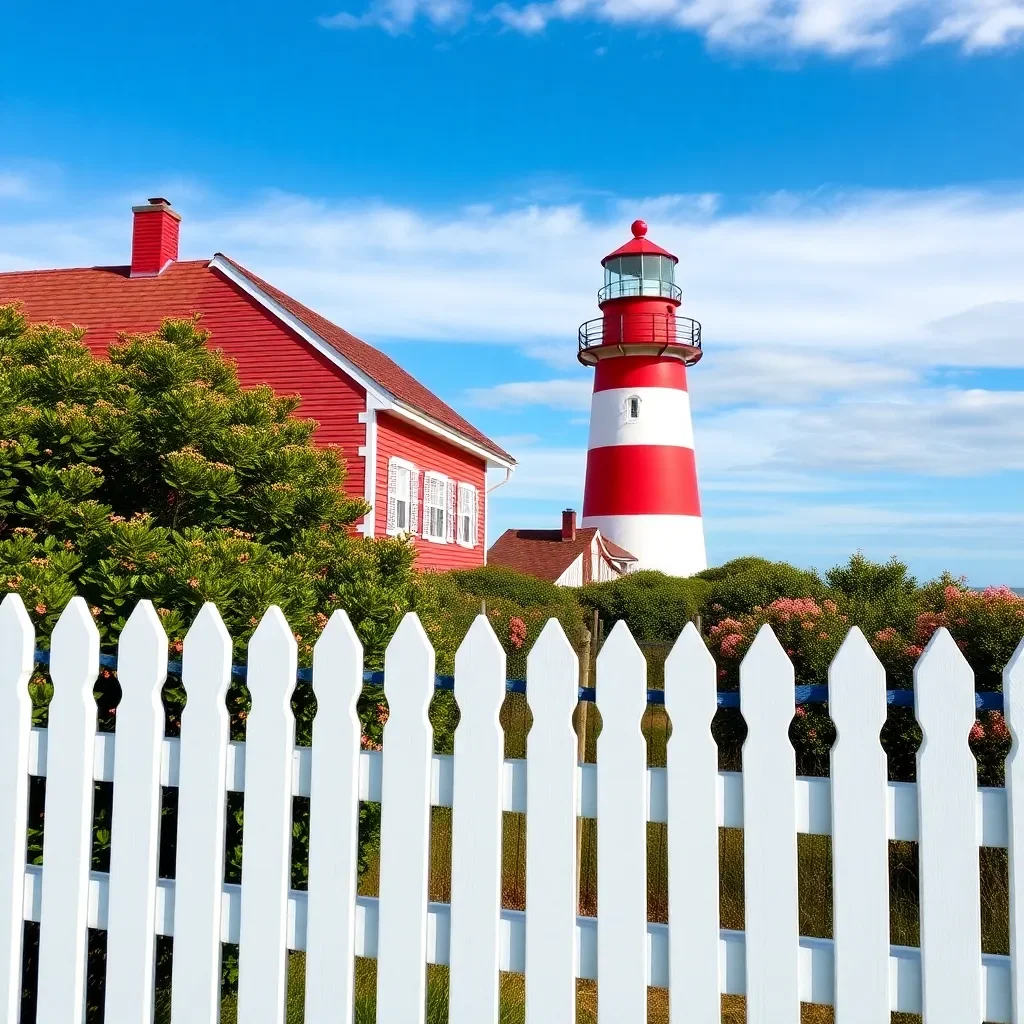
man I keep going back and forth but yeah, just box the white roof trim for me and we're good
[208,255,515,471]
[383,403,515,470]
[594,530,637,567]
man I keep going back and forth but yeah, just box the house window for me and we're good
[457,483,477,547]
[626,395,641,421]
[423,472,449,542]
[387,458,418,535]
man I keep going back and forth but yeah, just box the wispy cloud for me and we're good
[321,0,1024,53]
[0,173,35,201]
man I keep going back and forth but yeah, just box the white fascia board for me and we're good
[209,255,516,472]
[383,402,516,471]
[208,255,393,407]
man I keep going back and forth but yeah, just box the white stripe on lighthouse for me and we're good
[587,387,694,451]
[582,514,707,576]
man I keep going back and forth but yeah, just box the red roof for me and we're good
[0,257,513,465]
[602,221,677,264]
[488,527,636,583]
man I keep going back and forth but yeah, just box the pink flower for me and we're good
[376,703,389,725]
[720,633,744,657]
[990,713,1010,742]
[794,706,806,718]
[509,616,527,650]
[875,627,899,644]
[969,722,984,742]
[823,599,838,614]
[944,584,962,603]
[905,644,924,659]
[768,597,822,622]
[819,632,829,640]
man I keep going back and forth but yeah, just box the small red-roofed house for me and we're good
[0,198,515,571]
[487,509,636,586]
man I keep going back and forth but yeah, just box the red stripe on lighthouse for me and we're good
[582,445,702,517]
[593,356,689,393]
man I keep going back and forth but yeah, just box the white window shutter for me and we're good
[446,478,456,543]
[386,460,398,533]
[469,486,478,546]
[423,474,435,539]
[409,470,420,536]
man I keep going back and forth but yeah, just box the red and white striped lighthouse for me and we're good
[579,220,706,577]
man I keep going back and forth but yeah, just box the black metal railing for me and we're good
[598,279,683,303]
[578,313,702,359]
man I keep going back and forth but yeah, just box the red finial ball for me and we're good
[631,219,648,238]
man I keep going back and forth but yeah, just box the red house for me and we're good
[0,199,515,570]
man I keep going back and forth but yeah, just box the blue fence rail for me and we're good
[31,649,1004,712]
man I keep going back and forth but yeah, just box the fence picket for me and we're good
[1006,636,1024,1024]
[304,610,363,1024]
[740,623,800,1024]
[170,603,233,1024]
[0,594,33,1022]
[236,606,298,1024]
[664,621,719,1022]
[915,627,983,1022]
[450,615,506,1024]
[36,597,100,1024]
[104,601,168,1022]
[829,627,889,1022]
[525,619,579,1024]
[596,621,648,1022]
[376,613,435,1024]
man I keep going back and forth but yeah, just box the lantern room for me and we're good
[599,220,682,304]
[579,219,702,367]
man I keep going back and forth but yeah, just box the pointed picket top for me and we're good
[117,600,168,696]
[247,605,298,704]
[740,622,794,728]
[50,596,100,686]
[312,609,363,710]
[914,626,975,739]
[830,626,885,721]
[0,592,33,684]
[182,602,233,697]
[596,619,647,723]
[384,612,435,711]
[1004,633,1024,1024]
[664,621,717,724]
[455,614,506,708]
[1004,634,1024,737]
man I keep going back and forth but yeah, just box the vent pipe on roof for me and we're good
[130,197,181,278]
[562,509,576,542]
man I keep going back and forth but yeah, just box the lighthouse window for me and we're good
[627,395,641,420]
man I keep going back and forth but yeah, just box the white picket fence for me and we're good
[0,593,1023,1023]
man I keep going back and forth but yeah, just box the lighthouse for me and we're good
[579,220,707,577]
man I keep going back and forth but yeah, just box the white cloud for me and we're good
[318,0,469,31]
[323,0,1024,53]
[467,378,592,410]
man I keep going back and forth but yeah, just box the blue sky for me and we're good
[2,0,1024,584]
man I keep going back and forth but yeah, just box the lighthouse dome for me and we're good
[600,221,680,303]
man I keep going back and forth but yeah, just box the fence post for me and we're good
[36,597,100,1024]
[1005,635,1024,1024]
[0,594,33,1023]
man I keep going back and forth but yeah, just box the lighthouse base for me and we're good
[581,514,707,578]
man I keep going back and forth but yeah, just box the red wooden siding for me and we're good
[374,412,486,570]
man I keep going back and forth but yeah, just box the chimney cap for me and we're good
[131,197,181,220]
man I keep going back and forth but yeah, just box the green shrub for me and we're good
[578,570,708,642]
[698,556,824,624]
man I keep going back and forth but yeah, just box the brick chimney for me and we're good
[130,198,180,278]
[561,508,576,542]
